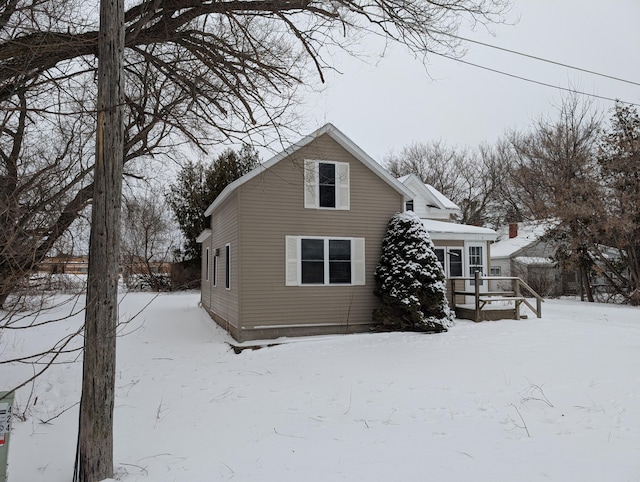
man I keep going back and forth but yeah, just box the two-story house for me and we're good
[197,124,415,341]
[198,124,496,341]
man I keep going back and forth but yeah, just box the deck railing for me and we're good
[449,271,543,322]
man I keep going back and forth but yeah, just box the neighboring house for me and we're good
[197,123,415,341]
[398,174,497,302]
[490,221,573,296]
[40,255,171,277]
[39,255,89,274]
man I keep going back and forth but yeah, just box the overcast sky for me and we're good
[293,0,640,161]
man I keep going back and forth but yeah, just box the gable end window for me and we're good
[286,236,365,286]
[319,163,336,207]
[304,160,350,210]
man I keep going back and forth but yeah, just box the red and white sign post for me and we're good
[0,392,14,482]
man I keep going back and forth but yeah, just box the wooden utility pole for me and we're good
[74,0,124,479]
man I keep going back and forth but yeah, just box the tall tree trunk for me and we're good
[629,245,640,306]
[580,262,594,303]
[74,0,124,480]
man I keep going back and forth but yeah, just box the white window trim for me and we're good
[303,160,350,210]
[205,247,210,282]
[225,243,231,290]
[212,250,218,287]
[285,236,365,286]
[465,241,487,289]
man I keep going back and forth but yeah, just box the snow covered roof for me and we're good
[513,256,554,266]
[398,174,460,214]
[490,221,554,259]
[424,183,460,211]
[204,124,415,216]
[196,229,212,243]
[421,219,497,241]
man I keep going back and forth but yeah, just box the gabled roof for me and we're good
[424,184,460,211]
[204,123,415,216]
[398,174,460,214]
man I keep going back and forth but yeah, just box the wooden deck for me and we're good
[454,303,527,321]
[450,272,543,322]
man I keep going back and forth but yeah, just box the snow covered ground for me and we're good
[2,293,640,481]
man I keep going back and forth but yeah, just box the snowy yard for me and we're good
[2,293,640,481]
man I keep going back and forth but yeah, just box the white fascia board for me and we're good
[204,163,267,216]
[204,123,414,216]
[428,231,497,242]
[422,219,497,242]
[196,229,212,243]
[424,183,460,211]
[327,126,416,201]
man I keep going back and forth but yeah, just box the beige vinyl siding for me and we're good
[237,134,403,338]
[207,191,240,330]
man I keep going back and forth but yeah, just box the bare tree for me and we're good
[0,84,96,307]
[386,141,467,199]
[121,192,177,291]
[384,141,507,226]
[597,103,640,305]
[503,95,603,301]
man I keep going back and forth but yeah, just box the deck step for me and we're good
[479,296,527,303]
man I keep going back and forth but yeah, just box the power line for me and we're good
[445,32,640,88]
[432,52,640,108]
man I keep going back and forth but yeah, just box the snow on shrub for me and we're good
[373,211,454,332]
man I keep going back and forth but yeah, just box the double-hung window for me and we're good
[318,163,336,208]
[468,244,484,285]
[301,238,325,284]
[301,238,352,284]
[328,239,352,284]
[286,236,365,286]
[304,160,350,210]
